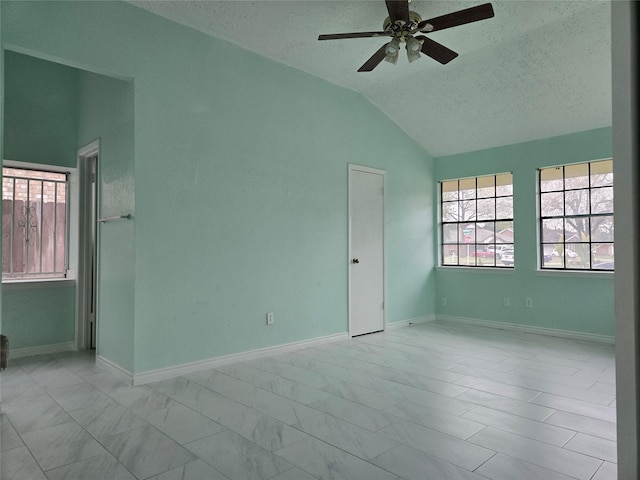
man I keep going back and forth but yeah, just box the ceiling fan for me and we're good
[318,1,494,72]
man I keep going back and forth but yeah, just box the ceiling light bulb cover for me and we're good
[384,38,400,64]
[406,36,423,63]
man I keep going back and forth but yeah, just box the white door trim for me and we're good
[76,140,100,351]
[348,164,387,337]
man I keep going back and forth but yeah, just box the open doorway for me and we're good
[77,141,99,350]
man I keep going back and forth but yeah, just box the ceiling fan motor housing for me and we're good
[383,11,423,41]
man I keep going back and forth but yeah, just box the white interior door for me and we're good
[349,165,385,336]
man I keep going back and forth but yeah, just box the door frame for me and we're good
[75,140,100,351]
[348,164,387,337]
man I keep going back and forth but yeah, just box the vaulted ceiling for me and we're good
[131,1,612,157]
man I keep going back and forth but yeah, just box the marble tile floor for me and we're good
[0,321,617,480]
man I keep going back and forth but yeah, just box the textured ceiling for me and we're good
[131,0,612,157]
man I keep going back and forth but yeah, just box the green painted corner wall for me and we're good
[3,1,435,374]
[434,127,614,336]
[2,51,79,350]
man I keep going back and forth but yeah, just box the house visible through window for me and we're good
[539,159,614,271]
[441,173,514,268]
[2,167,69,280]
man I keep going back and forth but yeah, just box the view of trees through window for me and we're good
[540,159,614,270]
[2,167,68,279]
[441,173,514,267]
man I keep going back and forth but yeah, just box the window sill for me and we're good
[437,266,515,274]
[2,278,76,291]
[536,269,614,279]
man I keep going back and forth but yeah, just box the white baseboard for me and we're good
[10,341,76,359]
[387,314,436,330]
[132,332,349,385]
[96,355,133,385]
[437,315,615,345]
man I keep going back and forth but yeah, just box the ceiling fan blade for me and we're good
[418,3,494,32]
[416,36,458,64]
[385,0,409,23]
[358,44,388,72]
[318,31,389,40]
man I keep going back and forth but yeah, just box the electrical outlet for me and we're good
[503,297,511,307]
[266,312,274,325]
[441,297,447,307]
[525,298,533,308]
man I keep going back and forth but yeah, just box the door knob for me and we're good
[352,258,360,264]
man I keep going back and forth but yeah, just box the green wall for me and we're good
[4,50,77,167]
[3,1,435,374]
[2,51,78,350]
[435,127,614,336]
[3,283,75,348]
[77,71,135,372]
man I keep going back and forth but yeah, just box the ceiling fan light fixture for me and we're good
[384,38,400,64]
[406,36,423,63]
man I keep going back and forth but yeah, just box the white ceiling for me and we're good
[131,0,612,157]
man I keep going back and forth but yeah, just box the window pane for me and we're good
[565,217,589,242]
[460,178,476,199]
[12,178,27,274]
[591,216,614,242]
[476,223,495,244]
[496,174,513,196]
[567,243,590,269]
[565,189,589,215]
[477,176,495,198]
[541,250,556,268]
[459,225,475,244]
[482,221,496,240]
[547,247,565,268]
[458,244,476,266]
[41,181,56,273]
[565,163,589,189]
[442,201,459,221]
[496,221,513,243]
[591,186,613,213]
[591,160,613,187]
[540,167,563,192]
[27,180,43,274]
[496,196,513,219]
[541,218,563,242]
[592,244,614,269]
[442,180,458,201]
[498,247,513,266]
[442,224,458,243]
[477,249,496,267]
[541,192,564,217]
[477,198,495,220]
[56,184,67,273]
[442,245,459,265]
[460,199,476,221]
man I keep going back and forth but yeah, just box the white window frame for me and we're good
[538,158,614,272]
[439,172,514,269]
[2,160,78,283]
